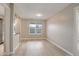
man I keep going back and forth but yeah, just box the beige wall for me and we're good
[47,4,79,55]
[20,19,47,40]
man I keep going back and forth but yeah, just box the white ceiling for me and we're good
[15,3,71,20]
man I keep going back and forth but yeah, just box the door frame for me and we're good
[0,3,12,55]
[73,5,79,55]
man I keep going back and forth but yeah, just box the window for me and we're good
[29,23,42,35]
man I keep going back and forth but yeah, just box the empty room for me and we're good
[0,3,79,56]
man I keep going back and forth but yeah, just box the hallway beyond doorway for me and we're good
[14,40,69,56]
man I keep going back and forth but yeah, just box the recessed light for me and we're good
[36,13,43,17]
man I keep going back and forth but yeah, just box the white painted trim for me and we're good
[13,43,20,53]
[3,42,21,56]
[73,5,79,56]
[21,38,46,40]
[29,24,43,35]
[47,39,74,56]
[3,44,20,56]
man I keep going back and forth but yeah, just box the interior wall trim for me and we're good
[47,39,73,56]
[21,38,47,41]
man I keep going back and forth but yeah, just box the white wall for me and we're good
[74,6,79,55]
[13,33,20,52]
[13,17,20,52]
[47,4,79,55]
[3,4,11,55]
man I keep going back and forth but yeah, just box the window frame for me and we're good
[29,23,43,35]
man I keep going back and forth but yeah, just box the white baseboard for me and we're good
[21,38,46,41]
[47,39,73,56]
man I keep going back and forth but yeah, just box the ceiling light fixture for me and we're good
[36,13,43,17]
